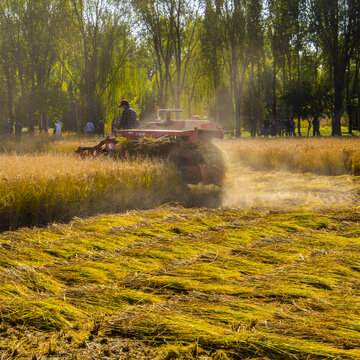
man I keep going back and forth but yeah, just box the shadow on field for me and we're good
[0,183,224,233]
[186,185,223,208]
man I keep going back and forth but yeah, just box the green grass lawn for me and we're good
[0,207,359,359]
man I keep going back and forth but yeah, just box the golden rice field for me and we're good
[0,136,359,359]
[221,137,360,176]
[0,134,92,154]
[0,153,187,231]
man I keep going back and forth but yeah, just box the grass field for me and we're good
[0,136,359,359]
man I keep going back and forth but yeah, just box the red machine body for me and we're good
[114,109,224,143]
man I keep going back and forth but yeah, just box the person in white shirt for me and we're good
[54,120,62,137]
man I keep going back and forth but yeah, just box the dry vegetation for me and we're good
[0,134,97,154]
[0,136,360,359]
[0,153,187,230]
[220,138,360,175]
[0,207,359,359]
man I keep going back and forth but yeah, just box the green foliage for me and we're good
[1,0,360,135]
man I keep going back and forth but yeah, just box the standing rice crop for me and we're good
[0,134,101,154]
[0,153,185,230]
[220,137,360,175]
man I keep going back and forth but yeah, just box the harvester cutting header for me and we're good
[76,108,225,186]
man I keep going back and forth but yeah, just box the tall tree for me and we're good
[246,0,264,126]
[133,0,199,111]
[0,0,63,131]
[201,0,223,124]
[307,0,360,135]
[132,0,175,108]
[220,0,251,137]
[59,0,133,124]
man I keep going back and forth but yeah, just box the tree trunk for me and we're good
[272,34,277,133]
[214,74,220,124]
[87,52,97,123]
[332,64,345,136]
[345,60,353,135]
[5,67,14,122]
[28,76,36,133]
[232,58,241,137]
[257,60,262,126]
[297,51,301,136]
[353,51,360,130]
[235,89,241,137]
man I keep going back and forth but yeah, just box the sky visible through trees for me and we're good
[0,0,359,136]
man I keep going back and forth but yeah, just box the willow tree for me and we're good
[0,1,17,123]
[246,0,264,126]
[58,0,133,125]
[0,0,64,132]
[346,45,360,132]
[201,0,223,124]
[218,0,252,137]
[132,0,174,108]
[307,0,360,135]
[132,0,200,112]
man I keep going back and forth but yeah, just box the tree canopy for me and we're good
[0,0,359,135]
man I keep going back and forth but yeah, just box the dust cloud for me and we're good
[220,153,359,211]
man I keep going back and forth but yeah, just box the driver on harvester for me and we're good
[112,99,138,133]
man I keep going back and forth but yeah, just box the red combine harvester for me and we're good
[114,109,224,143]
[76,109,225,185]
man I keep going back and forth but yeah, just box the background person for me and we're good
[15,121,22,136]
[84,120,95,135]
[313,115,320,136]
[263,115,270,137]
[54,120,62,137]
[97,119,105,136]
[250,115,257,137]
[5,118,13,135]
[290,117,296,136]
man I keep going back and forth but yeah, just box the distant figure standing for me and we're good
[285,118,291,136]
[280,118,286,136]
[15,121,22,136]
[270,118,277,137]
[97,119,105,136]
[84,121,95,135]
[250,115,256,137]
[263,115,270,137]
[313,115,320,136]
[54,120,62,137]
[289,117,296,136]
[118,99,138,129]
[5,119,13,135]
